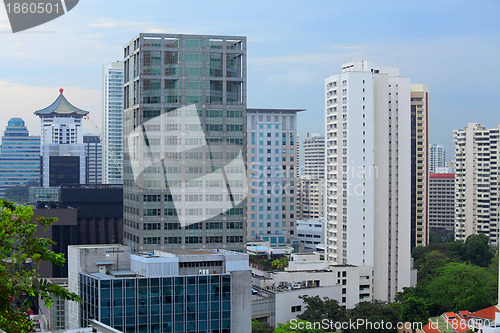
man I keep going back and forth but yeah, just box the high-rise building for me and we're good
[454,123,500,245]
[325,61,412,301]
[410,84,430,249]
[83,135,102,184]
[0,118,40,197]
[429,173,455,233]
[429,144,446,173]
[32,184,124,278]
[68,244,251,333]
[297,175,324,219]
[123,34,246,252]
[102,61,124,184]
[35,89,89,187]
[303,132,325,179]
[246,108,303,246]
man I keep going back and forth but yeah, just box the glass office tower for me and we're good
[0,118,40,197]
[123,34,247,252]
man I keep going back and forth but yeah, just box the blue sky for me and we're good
[0,0,499,158]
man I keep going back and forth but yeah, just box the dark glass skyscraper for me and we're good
[123,34,247,252]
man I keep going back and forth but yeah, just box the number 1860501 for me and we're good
[5,2,61,14]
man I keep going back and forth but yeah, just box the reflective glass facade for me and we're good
[80,273,231,333]
[0,118,40,197]
[122,34,247,252]
[103,61,124,184]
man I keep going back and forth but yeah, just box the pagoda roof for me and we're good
[34,89,89,117]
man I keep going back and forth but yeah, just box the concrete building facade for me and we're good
[429,173,455,232]
[410,84,430,249]
[303,132,325,179]
[296,217,325,250]
[68,245,251,333]
[325,61,412,301]
[454,123,500,245]
[102,61,124,184]
[429,144,446,174]
[123,33,246,252]
[246,108,303,246]
[297,175,325,220]
[83,135,102,184]
[0,118,40,197]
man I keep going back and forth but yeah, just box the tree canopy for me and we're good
[0,199,80,333]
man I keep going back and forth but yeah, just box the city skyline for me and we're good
[0,0,499,156]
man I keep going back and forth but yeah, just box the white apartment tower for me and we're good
[303,132,325,179]
[429,144,446,173]
[454,123,500,245]
[102,61,124,184]
[325,61,411,302]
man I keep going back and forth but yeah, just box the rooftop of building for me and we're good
[247,108,306,114]
[34,89,89,117]
[71,244,129,249]
[430,173,455,179]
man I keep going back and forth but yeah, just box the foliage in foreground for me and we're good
[0,200,80,333]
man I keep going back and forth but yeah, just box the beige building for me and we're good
[410,84,430,248]
[297,175,324,219]
[454,123,500,245]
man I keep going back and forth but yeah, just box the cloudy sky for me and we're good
[0,0,499,158]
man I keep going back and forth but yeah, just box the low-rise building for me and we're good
[296,218,325,250]
[68,244,251,333]
[251,253,372,326]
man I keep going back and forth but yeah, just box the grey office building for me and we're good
[123,34,247,252]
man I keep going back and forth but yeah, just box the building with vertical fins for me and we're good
[123,34,246,252]
[325,61,412,302]
[102,61,124,184]
[303,132,325,179]
[83,135,102,184]
[410,84,430,249]
[0,118,40,197]
[35,89,89,187]
[454,123,500,245]
[246,108,303,246]
[429,144,446,173]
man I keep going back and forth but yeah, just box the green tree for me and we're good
[271,257,289,270]
[463,234,494,267]
[0,200,80,333]
[274,320,329,333]
[429,230,443,244]
[424,262,496,314]
[345,300,401,333]
[400,296,429,333]
[443,230,454,243]
[298,295,346,323]
[252,319,274,333]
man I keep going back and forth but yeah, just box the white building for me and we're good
[325,61,412,301]
[303,132,325,179]
[35,89,88,188]
[429,144,446,174]
[251,253,372,326]
[102,61,124,184]
[296,217,324,250]
[454,123,500,245]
